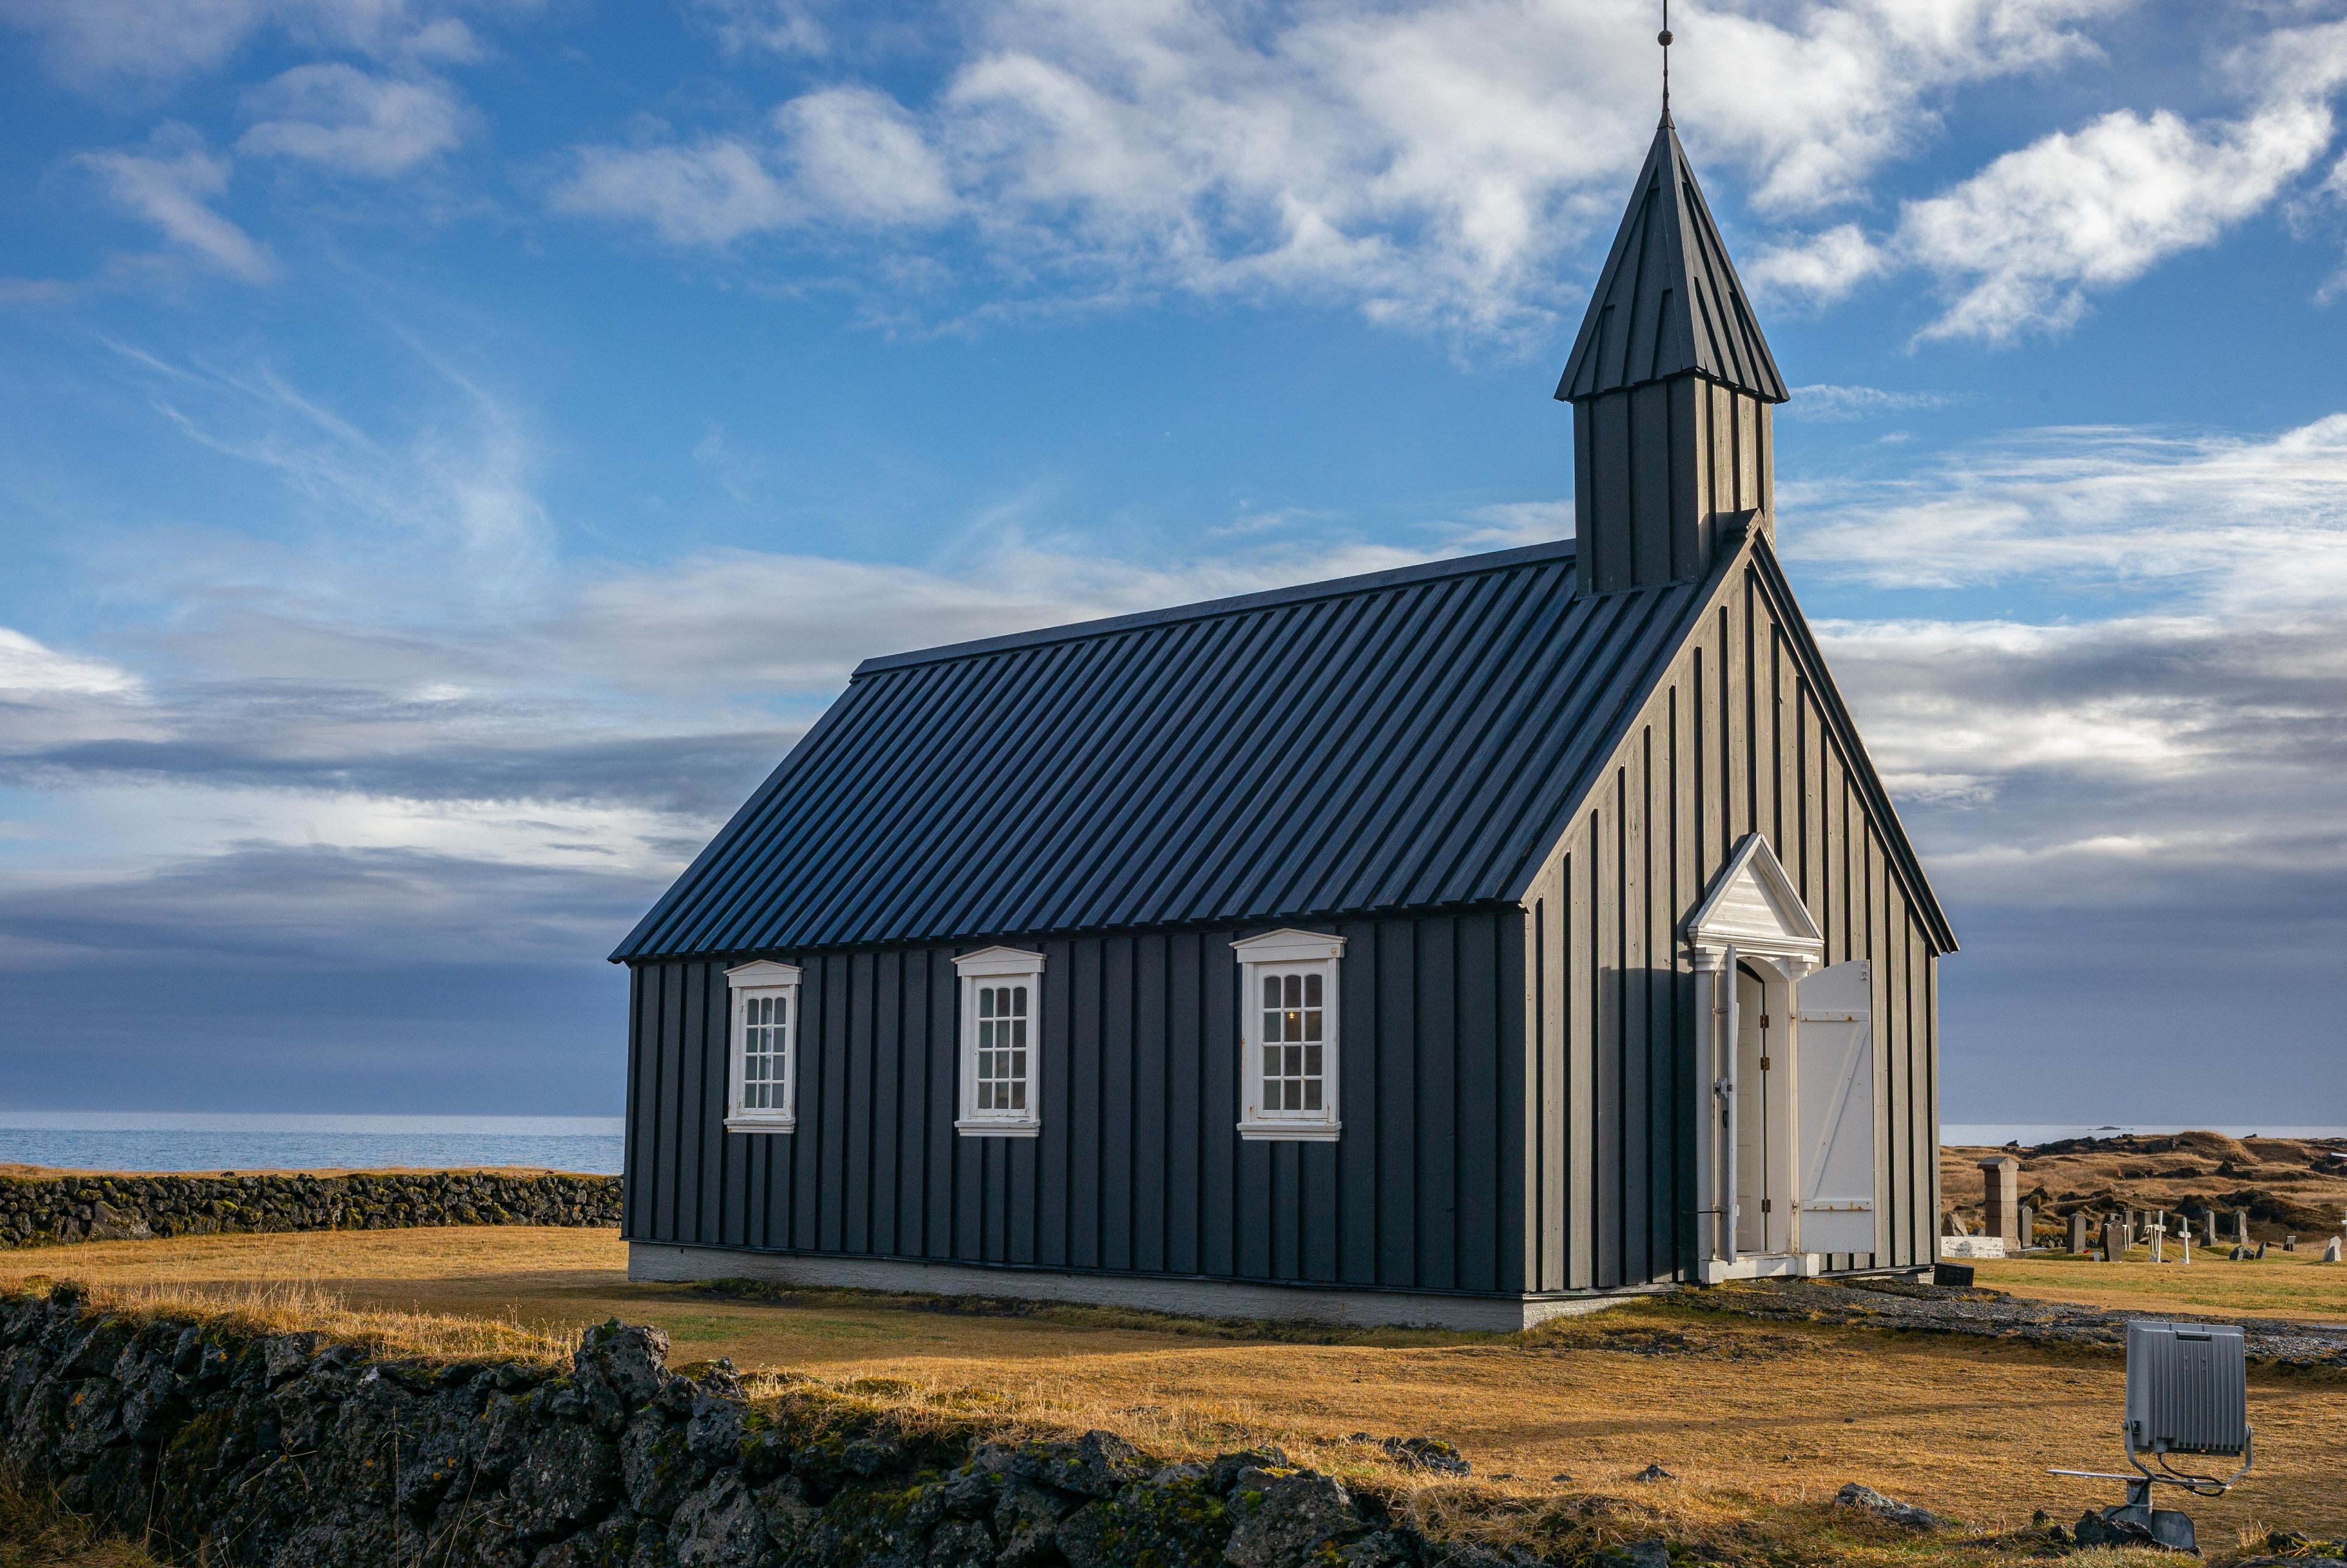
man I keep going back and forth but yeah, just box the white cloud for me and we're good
[1747,222,1887,303]
[0,630,141,700]
[1780,383,1954,421]
[1905,99,2334,342]
[691,0,829,57]
[775,86,954,224]
[1786,413,2347,595]
[73,125,277,283]
[116,340,553,597]
[1781,413,2347,924]
[0,0,502,87]
[0,0,271,85]
[551,0,2133,336]
[553,140,794,246]
[239,63,471,176]
[1761,17,2347,341]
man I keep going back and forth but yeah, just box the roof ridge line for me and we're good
[851,538,1577,677]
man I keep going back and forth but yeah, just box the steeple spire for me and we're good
[1659,0,1672,129]
[1555,110,1789,597]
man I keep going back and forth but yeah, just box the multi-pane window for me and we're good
[723,961,801,1131]
[1233,929,1344,1140]
[740,992,789,1110]
[973,984,1030,1114]
[1259,971,1324,1112]
[956,948,1045,1136]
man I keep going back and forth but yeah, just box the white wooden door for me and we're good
[1796,960,1877,1256]
[1733,967,1780,1253]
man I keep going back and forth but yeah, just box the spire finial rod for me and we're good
[1658,0,1673,128]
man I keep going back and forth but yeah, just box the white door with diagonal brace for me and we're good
[1795,960,1878,1256]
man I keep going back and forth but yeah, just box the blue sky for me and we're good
[1,0,2343,1121]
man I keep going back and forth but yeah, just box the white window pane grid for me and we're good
[1259,968,1325,1115]
[973,982,1030,1116]
[740,992,789,1110]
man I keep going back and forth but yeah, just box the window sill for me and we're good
[955,1118,1041,1139]
[1238,1121,1341,1142]
[725,1116,796,1134]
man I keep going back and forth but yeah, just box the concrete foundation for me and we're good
[626,1242,1657,1332]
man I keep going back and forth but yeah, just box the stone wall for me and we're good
[0,1284,1493,1568]
[0,1170,620,1247]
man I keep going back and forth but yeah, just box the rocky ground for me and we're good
[1687,1275,2347,1370]
[0,1170,619,1248]
[1942,1132,2347,1242]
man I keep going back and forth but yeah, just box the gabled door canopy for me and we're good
[1684,833,1822,976]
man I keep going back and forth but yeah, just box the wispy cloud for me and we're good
[73,124,277,284]
[550,0,2132,337]
[1758,17,2347,341]
[239,63,472,178]
[1780,384,1954,423]
[0,0,494,88]
[1788,415,2347,951]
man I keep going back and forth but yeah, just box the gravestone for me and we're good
[2121,1205,2137,1245]
[2285,1233,2297,1253]
[2101,1216,2125,1262]
[2256,1240,2267,1259]
[2204,1212,2219,1245]
[2068,1212,2093,1254]
[1980,1155,2022,1246]
[2016,1203,2035,1251]
[2235,1208,2251,1246]
[2325,1237,2342,1264]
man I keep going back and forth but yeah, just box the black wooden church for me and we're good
[612,118,1955,1329]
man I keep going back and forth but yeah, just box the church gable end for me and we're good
[1512,529,1951,1293]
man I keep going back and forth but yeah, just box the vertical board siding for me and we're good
[624,545,1944,1300]
[1518,551,1943,1287]
[627,911,1526,1298]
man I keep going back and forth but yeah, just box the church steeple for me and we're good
[1556,121,1787,597]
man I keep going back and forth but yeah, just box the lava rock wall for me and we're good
[0,1170,620,1247]
[0,1285,1482,1568]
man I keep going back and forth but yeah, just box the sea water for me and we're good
[1943,1123,2347,1146]
[0,1113,623,1174]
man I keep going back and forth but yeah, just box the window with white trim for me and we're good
[1233,929,1343,1140]
[955,947,1044,1137]
[725,960,801,1133]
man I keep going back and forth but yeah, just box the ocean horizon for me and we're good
[0,1112,625,1175]
[0,1114,2334,1177]
[1940,1123,2346,1145]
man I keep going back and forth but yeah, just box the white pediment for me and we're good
[953,946,1047,977]
[725,959,801,987]
[1230,927,1346,963]
[1684,834,1823,960]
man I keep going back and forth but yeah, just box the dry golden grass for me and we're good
[0,1483,157,1568]
[1968,1250,2347,1322]
[6,1226,2343,1549]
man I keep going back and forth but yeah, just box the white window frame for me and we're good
[955,947,1045,1138]
[1234,929,1344,1142]
[725,960,802,1133]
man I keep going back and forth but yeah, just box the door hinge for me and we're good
[1761,1198,1772,1214]
[1760,1014,1771,1029]
[1760,1055,1771,1071]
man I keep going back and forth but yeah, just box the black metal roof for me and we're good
[1555,122,1787,404]
[612,540,1716,959]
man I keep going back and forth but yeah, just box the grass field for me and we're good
[4,1227,2341,1552]
[1968,1249,2347,1321]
